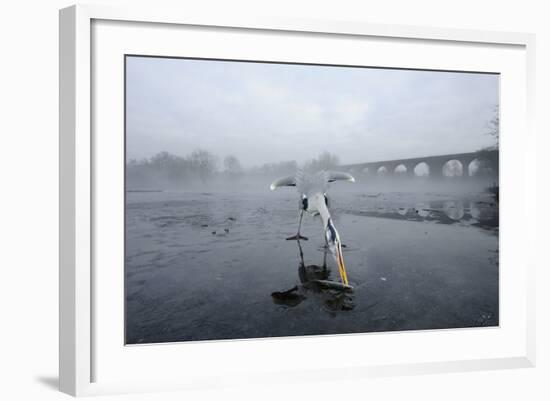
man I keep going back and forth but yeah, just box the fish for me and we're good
[311,279,354,292]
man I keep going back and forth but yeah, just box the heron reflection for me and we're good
[271,240,354,311]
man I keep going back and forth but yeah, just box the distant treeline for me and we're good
[126,150,339,189]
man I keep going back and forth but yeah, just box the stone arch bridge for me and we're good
[340,150,498,179]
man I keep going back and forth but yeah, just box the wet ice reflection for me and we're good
[443,201,465,220]
[271,240,354,311]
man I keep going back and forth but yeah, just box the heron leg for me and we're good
[286,210,308,241]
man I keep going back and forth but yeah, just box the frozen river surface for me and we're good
[125,188,499,344]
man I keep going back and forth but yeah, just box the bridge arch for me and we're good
[468,158,481,176]
[468,158,495,177]
[377,165,389,175]
[442,159,464,177]
[394,164,407,175]
[362,166,370,175]
[413,162,430,177]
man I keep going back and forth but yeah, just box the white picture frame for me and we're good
[59,4,536,397]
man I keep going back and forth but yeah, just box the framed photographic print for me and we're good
[59,4,536,396]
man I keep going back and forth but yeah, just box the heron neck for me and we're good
[315,197,332,229]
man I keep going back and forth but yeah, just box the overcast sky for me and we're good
[126,56,499,167]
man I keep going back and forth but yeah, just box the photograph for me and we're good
[124,55,500,344]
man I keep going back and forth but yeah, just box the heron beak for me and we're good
[325,217,350,286]
[335,239,349,286]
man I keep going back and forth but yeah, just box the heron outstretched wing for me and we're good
[326,171,355,183]
[270,176,296,190]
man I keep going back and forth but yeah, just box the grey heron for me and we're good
[270,170,355,286]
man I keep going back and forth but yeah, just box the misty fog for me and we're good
[126,149,497,195]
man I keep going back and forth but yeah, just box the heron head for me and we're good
[324,218,349,286]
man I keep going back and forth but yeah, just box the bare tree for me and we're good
[472,105,500,177]
[486,105,499,149]
[303,151,340,172]
[249,160,298,176]
[188,149,218,181]
[223,155,243,177]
